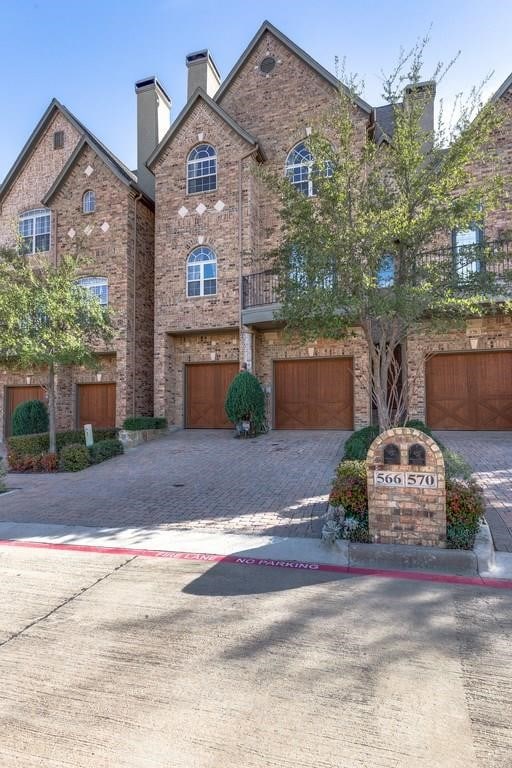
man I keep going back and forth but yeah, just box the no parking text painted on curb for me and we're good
[1,538,512,590]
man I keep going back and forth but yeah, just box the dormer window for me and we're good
[18,208,51,254]
[82,190,96,214]
[187,144,217,194]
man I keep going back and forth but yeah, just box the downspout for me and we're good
[238,147,260,370]
[132,191,143,417]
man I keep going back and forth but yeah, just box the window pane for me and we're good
[455,229,478,248]
[188,264,200,280]
[35,234,50,252]
[187,280,200,297]
[203,279,216,295]
[203,262,216,279]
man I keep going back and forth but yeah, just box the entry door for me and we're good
[77,383,116,429]
[274,358,353,429]
[5,385,46,438]
[426,351,512,429]
[186,362,239,428]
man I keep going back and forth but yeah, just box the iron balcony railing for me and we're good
[242,270,279,308]
[242,240,512,309]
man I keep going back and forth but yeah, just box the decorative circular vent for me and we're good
[260,56,276,74]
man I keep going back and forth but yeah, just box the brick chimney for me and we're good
[186,50,221,99]
[403,80,436,151]
[135,76,171,199]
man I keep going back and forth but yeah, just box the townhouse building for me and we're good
[1,19,511,440]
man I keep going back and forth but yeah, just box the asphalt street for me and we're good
[1,545,511,768]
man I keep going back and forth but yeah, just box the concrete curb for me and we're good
[348,541,478,576]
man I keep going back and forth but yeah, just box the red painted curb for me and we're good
[1,538,512,590]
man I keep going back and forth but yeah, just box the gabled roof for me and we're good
[0,98,149,205]
[491,70,512,103]
[147,87,264,169]
[42,134,153,208]
[214,19,372,115]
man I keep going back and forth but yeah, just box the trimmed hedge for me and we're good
[89,439,124,464]
[122,416,167,431]
[7,428,119,459]
[12,399,49,436]
[60,443,90,472]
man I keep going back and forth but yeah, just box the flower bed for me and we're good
[7,428,121,473]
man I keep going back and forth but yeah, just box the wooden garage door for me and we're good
[274,358,353,429]
[426,351,512,430]
[77,383,116,429]
[5,386,46,438]
[186,362,239,428]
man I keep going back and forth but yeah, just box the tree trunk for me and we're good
[363,319,407,432]
[47,362,57,455]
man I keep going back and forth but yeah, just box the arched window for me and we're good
[82,190,96,213]
[77,276,108,305]
[187,246,217,297]
[18,208,51,254]
[187,144,217,194]
[286,142,314,196]
[285,142,333,197]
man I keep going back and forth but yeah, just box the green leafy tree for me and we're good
[0,248,114,453]
[225,370,266,435]
[264,41,509,430]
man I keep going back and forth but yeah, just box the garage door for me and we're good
[274,358,353,429]
[77,383,116,429]
[186,362,239,428]
[426,351,512,430]
[5,385,46,438]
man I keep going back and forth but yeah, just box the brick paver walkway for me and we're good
[0,430,347,538]
[436,431,512,552]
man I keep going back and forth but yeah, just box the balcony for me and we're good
[240,240,512,327]
[241,270,282,327]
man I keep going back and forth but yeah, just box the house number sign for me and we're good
[374,470,438,488]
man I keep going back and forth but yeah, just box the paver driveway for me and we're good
[0,430,347,537]
[436,431,512,552]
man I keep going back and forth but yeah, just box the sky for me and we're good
[1,0,511,180]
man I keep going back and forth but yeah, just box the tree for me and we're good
[0,248,114,453]
[225,370,266,435]
[264,41,509,430]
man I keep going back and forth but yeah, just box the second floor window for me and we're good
[83,190,96,213]
[18,208,51,254]
[187,144,217,194]
[187,246,217,297]
[377,254,395,287]
[285,142,333,197]
[453,226,482,277]
[77,276,109,305]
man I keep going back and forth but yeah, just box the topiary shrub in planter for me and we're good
[59,443,90,472]
[89,438,124,464]
[12,399,49,436]
[446,478,485,549]
[225,370,266,436]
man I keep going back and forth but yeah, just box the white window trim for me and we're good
[186,144,217,195]
[186,247,217,298]
[77,276,109,305]
[18,208,51,254]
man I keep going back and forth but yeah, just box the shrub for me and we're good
[89,438,124,464]
[343,426,379,460]
[446,478,485,550]
[8,452,59,473]
[404,419,434,438]
[330,460,368,518]
[225,370,266,434]
[442,448,473,481]
[122,416,167,430]
[40,453,59,472]
[59,443,90,472]
[12,399,48,436]
[7,427,118,465]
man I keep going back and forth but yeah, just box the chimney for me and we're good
[403,80,436,151]
[135,76,171,199]
[186,50,221,99]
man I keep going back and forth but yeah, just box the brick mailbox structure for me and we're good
[366,428,446,547]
